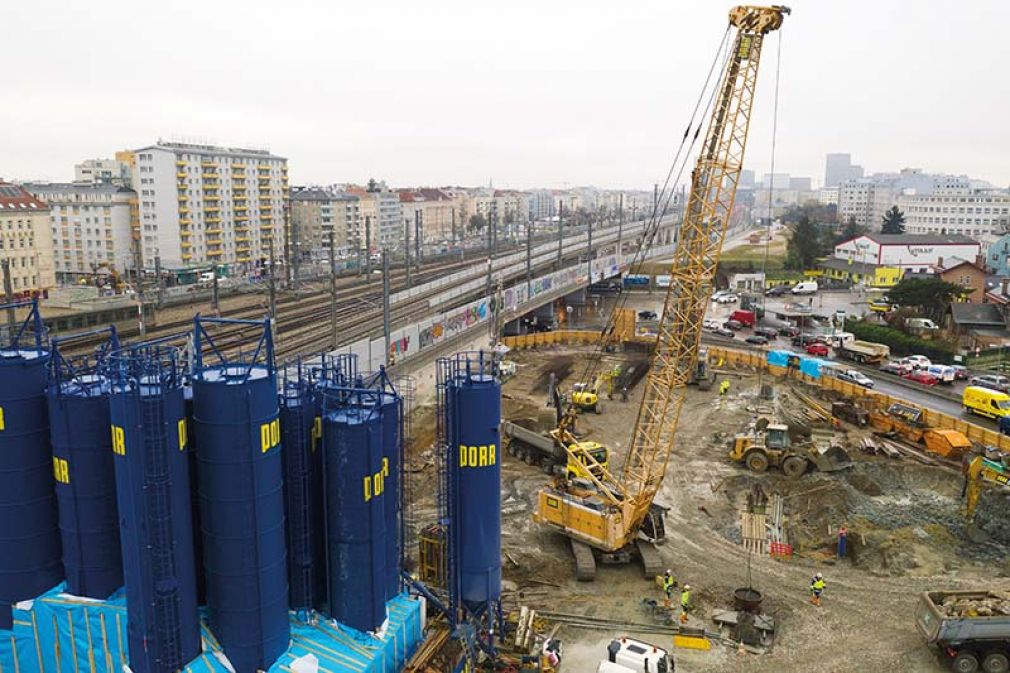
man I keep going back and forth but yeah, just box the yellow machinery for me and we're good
[963,454,1010,537]
[503,418,611,480]
[533,5,790,581]
[870,402,972,460]
[729,418,851,477]
[571,367,621,413]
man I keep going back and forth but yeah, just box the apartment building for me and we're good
[124,141,288,269]
[24,183,135,280]
[398,189,462,244]
[347,182,400,251]
[0,183,56,293]
[898,187,1010,251]
[74,158,132,187]
[290,187,361,256]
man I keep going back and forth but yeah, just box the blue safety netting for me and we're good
[0,585,423,673]
[799,357,828,379]
[766,350,791,368]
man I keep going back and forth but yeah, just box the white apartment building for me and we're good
[74,158,132,187]
[125,141,288,269]
[0,183,56,292]
[24,183,135,279]
[898,188,1010,251]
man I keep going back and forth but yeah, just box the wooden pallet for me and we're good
[740,511,769,554]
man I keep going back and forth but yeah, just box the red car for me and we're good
[805,342,829,356]
[904,370,939,386]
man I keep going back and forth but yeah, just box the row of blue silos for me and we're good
[0,305,412,673]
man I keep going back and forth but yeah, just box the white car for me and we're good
[837,369,874,388]
[715,293,739,304]
[710,290,729,302]
[900,355,931,370]
[703,319,720,330]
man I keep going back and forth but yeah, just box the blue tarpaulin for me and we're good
[799,357,828,379]
[0,585,423,673]
[767,350,791,368]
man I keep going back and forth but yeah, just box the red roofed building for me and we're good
[399,188,464,244]
[0,182,56,292]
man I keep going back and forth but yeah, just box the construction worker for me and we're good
[810,572,825,606]
[680,584,692,623]
[837,524,848,559]
[719,379,730,396]
[661,569,676,607]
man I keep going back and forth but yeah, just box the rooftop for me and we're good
[863,233,978,246]
[134,140,286,161]
[950,302,1004,327]
[24,182,134,196]
[0,182,48,211]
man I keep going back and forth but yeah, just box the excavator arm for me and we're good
[622,5,790,532]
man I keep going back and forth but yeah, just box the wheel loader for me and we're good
[729,417,852,478]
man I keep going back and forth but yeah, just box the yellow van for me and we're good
[963,386,1010,419]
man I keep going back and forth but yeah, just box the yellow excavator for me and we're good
[533,4,790,580]
[964,454,1010,533]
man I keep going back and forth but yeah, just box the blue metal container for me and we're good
[192,317,289,673]
[446,363,502,609]
[109,343,200,673]
[183,385,207,607]
[48,328,123,598]
[279,376,321,613]
[380,392,402,600]
[0,299,62,624]
[321,394,386,632]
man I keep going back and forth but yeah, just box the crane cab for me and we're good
[565,440,611,481]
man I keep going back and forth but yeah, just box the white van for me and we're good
[791,281,819,295]
[604,638,673,672]
[598,663,636,673]
[823,332,855,348]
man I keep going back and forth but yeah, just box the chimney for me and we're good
[1002,278,1010,297]
[936,256,944,270]
[976,253,986,269]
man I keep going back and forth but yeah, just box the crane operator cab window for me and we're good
[765,426,790,449]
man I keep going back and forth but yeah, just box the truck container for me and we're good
[836,340,890,364]
[729,310,756,327]
[916,590,1010,673]
[502,419,608,479]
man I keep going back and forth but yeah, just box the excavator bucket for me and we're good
[808,428,852,472]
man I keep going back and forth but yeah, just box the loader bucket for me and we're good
[812,445,853,472]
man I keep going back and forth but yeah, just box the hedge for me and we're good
[844,319,955,364]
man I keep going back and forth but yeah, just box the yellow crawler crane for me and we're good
[533,5,790,580]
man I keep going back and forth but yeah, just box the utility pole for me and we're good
[526,215,533,295]
[2,260,14,332]
[291,210,300,290]
[364,215,372,280]
[404,217,412,290]
[154,255,164,308]
[329,231,338,350]
[653,182,659,217]
[451,208,457,247]
[618,193,624,260]
[382,249,391,367]
[486,212,493,259]
[133,242,146,338]
[211,266,220,316]
[283,202,292,286]
[557,201,564,267]
[414,209,422,268]
[587,216,593,284]
[268,239,277,326]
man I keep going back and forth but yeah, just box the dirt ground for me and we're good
[480,344,1010,673]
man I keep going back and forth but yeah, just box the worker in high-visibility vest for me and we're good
[680,585,692,623]
[719,379,730,396]
[661,569,676,608]
[810,573,826,606]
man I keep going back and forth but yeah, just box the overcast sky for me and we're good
[4,0,1008,190]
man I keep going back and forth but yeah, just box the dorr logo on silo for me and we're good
[459,443,496,468]
[363,457,389,502]
[259,417,280,453]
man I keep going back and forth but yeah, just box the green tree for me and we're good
[881,205,906,234]
[785,216,830,270]
[468,213,487,233]
[836,216,867,244]
[886,277,965,320]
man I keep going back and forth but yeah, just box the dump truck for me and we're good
[870,402,973,460]
[915,590,1010,673]
[503,419,610,480]
[729,418,852,477]
[835,340,890,364]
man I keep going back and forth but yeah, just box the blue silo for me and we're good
[48,328,123,598]
[108,341,200,673]
[320,389,386,633]
[0,299,62,625]
[279,369,321,614]
[445,355,502,610]
[183,385,207,607]
[192,317,289,673]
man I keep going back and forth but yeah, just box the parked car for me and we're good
[879,361,912,376]
[777,325,800,338]
[765,285,790,297]
[792,333,826,348]
[806,342,830,356]
[723,319,744,331]
[754,327,779,339]
[714,327,735,338]
[637,310,658,320]
[900,355,931,370]
[702,319,720,331]
[715,293,739,304]
[950,365,970,380]
[745,334,769,346]
[710,290,730,302]
[969,373,1010,393]
[904,370,939,386]
[837,369,875,388]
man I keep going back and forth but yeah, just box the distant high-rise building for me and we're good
[761,173,791,190]
[74,158,132,187]
[739,170,756,189]
[825,153,864,188]
[122,141,288,269]
[789,177,812,191]
[24,182,135,280]
[0,182,56,292]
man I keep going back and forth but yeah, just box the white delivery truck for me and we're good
[791,281,819,295]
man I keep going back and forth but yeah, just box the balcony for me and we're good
[237,256,251,263]
[179,217,192,225]
[260,224,274,231]
[176,159,186,167]
[181,241,192,249]
[235,217,249,224]
[205,194,220,201]
[176,172,187,179]
[206,228,222,235]
[234,205,248,212]
[206,216,222,224]
[231,162,244,169]
[201,160,215,168]
[207,249,223,257]
[179,207,190,214]
[204,206,221,213]
[236,236,250,243]
[178,193,189,201]
[182,253,192,260]
[261,205,273,212]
